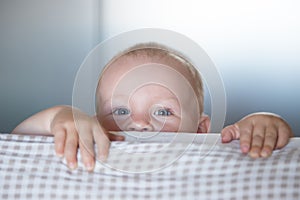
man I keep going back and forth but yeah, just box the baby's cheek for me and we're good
[99,117,122,131]
[158,118,181,132]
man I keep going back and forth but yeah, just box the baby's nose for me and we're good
[126,120,154,132]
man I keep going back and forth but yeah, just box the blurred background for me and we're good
[0,0,299,136]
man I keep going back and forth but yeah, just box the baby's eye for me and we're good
[154,108,172,116]
[113,108,130,115]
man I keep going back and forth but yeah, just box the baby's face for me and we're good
[97,55,201,133]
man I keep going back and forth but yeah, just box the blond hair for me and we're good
[97,42,204,114]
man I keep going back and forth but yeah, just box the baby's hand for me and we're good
[221,113,293,158]
[51,107,111,171]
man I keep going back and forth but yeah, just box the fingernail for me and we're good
[56,152,63,158]
[222,136,228,142]
[68,162,77,170]
[85,163,94,171]
[261,150,270,158]
[241,145,249,153]
[249,151,259,158]
[98,155,107,162]
[118,136,125,141]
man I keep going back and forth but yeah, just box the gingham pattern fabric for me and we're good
[0,133,299,200]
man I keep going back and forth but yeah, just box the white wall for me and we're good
[100,0,300,135]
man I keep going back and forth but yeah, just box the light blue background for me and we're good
[0,0,299,136]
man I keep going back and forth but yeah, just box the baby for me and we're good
[12,43,293,171]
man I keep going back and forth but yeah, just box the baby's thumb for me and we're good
[221,124,239,143]
[108,133,125,141]
[107,131,125,141]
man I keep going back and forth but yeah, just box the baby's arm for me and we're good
[12,106,62,135]
[12,106,111,171]
[221,112,293,158]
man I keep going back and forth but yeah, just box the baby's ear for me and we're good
[197,114,211,133]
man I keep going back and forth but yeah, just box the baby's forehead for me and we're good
[103,51,191,78]
[96,48,204,112]
[97,49,202,96]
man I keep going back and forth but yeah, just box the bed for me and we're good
[0,133,299,199]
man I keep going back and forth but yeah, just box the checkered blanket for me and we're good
[0,133,299,200]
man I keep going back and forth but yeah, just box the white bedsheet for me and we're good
[0,133,299,199]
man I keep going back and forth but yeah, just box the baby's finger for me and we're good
[78,134,95,171]
[53,127,66,157]
[238,124,253,154]
[260,126,277,158]
[221,124,239,143]
[64,129,79,170]
[276,124,292,149]
[93,129,110,161]
[249,125,265,158]
[107,133,125,141]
